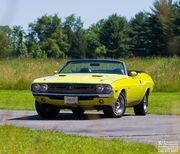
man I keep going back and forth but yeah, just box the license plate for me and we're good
[64,96,78,104]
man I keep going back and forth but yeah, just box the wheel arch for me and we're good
[146,88,150,96]
[120,89,127,105]
[120,89,126,95]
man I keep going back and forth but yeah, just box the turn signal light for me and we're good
[99,99,104,104]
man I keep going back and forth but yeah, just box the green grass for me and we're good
[0,90,34,110]
[127,92,180,115]
[0,57,180,92]
[0,90,180,115]
[0,58,67,90]
[0,125,157,154]
[149,92,180,115]
[0,58,178,154]
[124,57,180,92]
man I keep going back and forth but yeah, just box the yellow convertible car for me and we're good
[31,59,154,118]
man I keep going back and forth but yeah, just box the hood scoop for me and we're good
[92,75,103,77]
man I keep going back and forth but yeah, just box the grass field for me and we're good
[0,90,34,110]
[0,125,157,154]
[0,58,179,154]
[0,90,180,115]
[0,57,180,92]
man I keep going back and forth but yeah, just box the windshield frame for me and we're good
[58,59,128,75]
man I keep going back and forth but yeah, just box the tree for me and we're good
[63,14,87,58]
[86,20,106,58]
[99,14,132,57]
[0,26,12,58]
[40,38,64,58]
[63,14,83,33]
[69,28,87,58]
[27,42,46,58]
[11,26,28,57]
[147,0,179,56]
[130,12,151,56]
[95,45,106,58]
[173,1,180,36]
[172,1,180,55]
[27,14,69,58]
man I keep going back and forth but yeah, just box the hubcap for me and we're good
[114,95,125,115]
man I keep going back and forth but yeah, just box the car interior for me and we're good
[79,67,124,74]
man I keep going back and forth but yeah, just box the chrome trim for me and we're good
[32,92,114,98]
[57,59,127,75]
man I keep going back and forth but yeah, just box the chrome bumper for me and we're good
[32,92,113,98]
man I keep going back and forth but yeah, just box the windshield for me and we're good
[59,60,125,75]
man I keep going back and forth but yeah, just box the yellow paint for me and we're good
[32,73,154,107]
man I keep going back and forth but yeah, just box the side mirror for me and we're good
[130,71,138,77]
[54,70,58,74]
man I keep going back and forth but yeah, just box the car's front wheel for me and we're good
[103,92,126,118]
[134,92,148,115]
[35,101,60,118]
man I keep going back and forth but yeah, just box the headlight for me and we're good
[104,85,112,93]
[96,84,112,94]
[31,84,40,92]
[96,85,104,93]
[40,84,48,92]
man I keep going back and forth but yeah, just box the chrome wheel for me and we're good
[143,95,148,113]
[103,92,126,118]
[114,95,125,116]
[134,92,149,116]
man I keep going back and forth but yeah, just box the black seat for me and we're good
[80,68,92,73]
[112,68,124,74]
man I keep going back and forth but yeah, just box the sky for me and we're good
[0,0,156,30]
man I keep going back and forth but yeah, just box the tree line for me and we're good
[0,0,179,59]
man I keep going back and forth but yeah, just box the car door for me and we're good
[126,75,144,104]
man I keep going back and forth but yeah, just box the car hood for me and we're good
[33,73,127,85]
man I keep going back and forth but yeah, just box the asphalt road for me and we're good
[0,110,180,145]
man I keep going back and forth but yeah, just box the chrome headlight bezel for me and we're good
[96,84,112,94]
[31,83,48,92]
[40,84,48,92]
[104,85,112,94]
[96,85,104,93]
[31,83,40,92]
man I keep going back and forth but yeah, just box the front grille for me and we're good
[47,83,97,94]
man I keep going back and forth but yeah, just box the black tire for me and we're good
[35,101,60,119]
[72,107,85,116]
[134,93,148,115]
[103,92,126,118]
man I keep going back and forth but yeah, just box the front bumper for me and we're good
[32,92,114,98]
[32,92,116,107]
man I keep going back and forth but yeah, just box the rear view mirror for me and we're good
[130,71,138,77]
